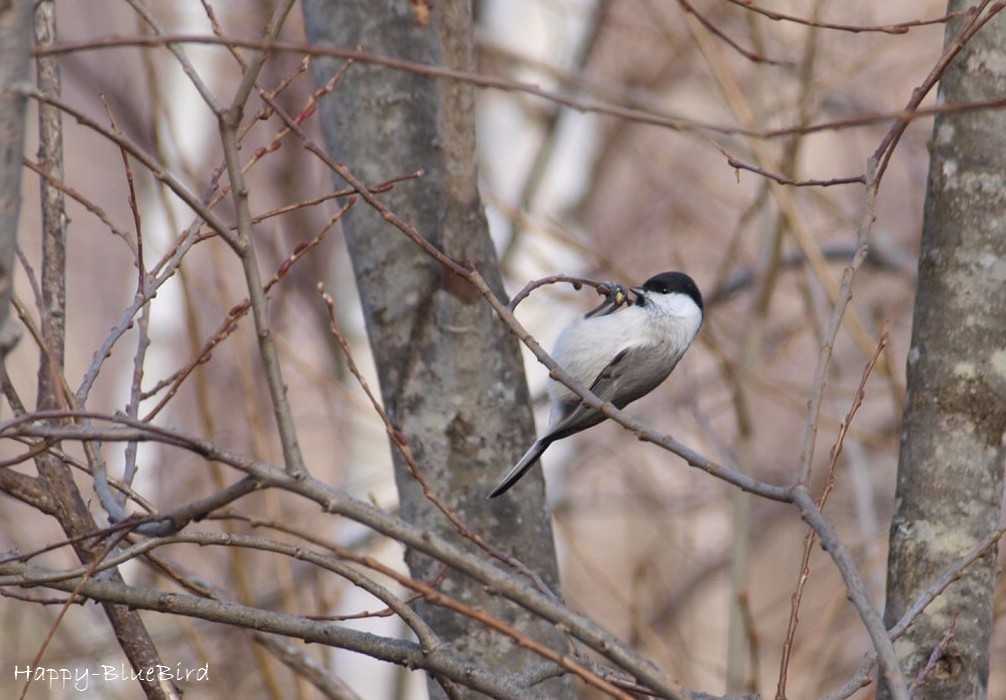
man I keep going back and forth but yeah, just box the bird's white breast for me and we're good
[547,293,702,412]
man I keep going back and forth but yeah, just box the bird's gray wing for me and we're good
[489,346,639,499]
[543,346,637,443]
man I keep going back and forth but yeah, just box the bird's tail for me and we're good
[487,439,550,499]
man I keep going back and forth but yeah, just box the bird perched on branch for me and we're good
[489,271,703,498]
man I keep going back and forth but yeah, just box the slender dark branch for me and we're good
[508,275,629,312]
[11,85,238,250]
[678,0,790,65]
[218,0,307,478]
[123,0,221,113]
[796,158,878,487]
[21,156,136,254]
[724,1,971,35]
[725,153,865,187]
[872,1,1004,183]
[31,34,1006,140]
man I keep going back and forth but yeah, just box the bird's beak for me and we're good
[631,287,645,296]
[631,287,646,305]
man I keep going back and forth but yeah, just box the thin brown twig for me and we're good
[15,85,238,249]
[248,172,421,225]
[794,188,876,487]
[35,34,1006,140]
[724,1,970,35]
[677,0,790,65]
[508,274,628,312]
[724,153,865,187]
[737,591,761,695]
[141,200,354,421]
[304,565,448,622]
[872,1,1004,184]
[21,156,137,255]
[240,58,353,174]
[217,0,308,478]
[776,333,887,700]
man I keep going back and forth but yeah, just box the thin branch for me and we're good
[724,153,865,187]
[141,200,353,421]
[13,85,238,250]
[776,333,887,699]
[795,159,878,486]
[872,1,1005,184]
[32,34,1006,140]
[218,0,307,478]
[724,1,971,35]
[123,0,221,113]
[678,0,790,65]
[508,275,629,312]
[21,156,137,255]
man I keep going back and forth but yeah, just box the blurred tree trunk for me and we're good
[880,6,1006,699]
[302,2,573,697]
[0,0,31,359]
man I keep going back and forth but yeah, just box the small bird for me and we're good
[489,271,704,498]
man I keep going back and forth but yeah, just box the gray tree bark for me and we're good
[881,6,1006,699]
[301,2,573,698]
[27,4,172,698]
[0,0,31,359]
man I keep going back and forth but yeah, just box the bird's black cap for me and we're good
[638,271,703,311]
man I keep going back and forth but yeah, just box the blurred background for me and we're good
[2,1,1003,698]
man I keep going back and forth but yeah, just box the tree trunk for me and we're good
[881,6,1006,699]
[301,2,573,697]
[0,0,31,359]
